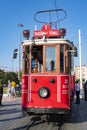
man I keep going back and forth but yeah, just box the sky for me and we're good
[0,0,87,72]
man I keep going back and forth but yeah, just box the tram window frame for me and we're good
[60,45,64,73]
[22,45,30,74]
[59,45,72,74]
[65,45,72,74]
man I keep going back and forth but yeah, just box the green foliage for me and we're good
[0,69,19,85]
[75,78,85,83]
[3,87,7,94]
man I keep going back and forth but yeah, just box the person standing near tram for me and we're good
[0,83,3,106]
[11,81,16,97]
[83,80,87,101]
[75,81,80,104]
[7,80,11,97]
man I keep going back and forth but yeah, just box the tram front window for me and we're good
[46,46,55,71]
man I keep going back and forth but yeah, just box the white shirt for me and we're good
[8,82,11,88]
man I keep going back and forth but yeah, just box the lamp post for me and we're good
[78,29,82,90]
[12,59,13,71]
[18,24,24,81]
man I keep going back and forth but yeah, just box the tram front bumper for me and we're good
[22,107,70,115]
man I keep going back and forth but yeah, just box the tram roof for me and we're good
[23,38,71,44]
[23,38,75,48]
[22,38,77,56]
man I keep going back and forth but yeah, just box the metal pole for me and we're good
[78,29,82,90]
[18,24,23,81]
[12,59,13,71]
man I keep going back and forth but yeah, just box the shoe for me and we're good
[77,102,80,104]
[75,102,80,104]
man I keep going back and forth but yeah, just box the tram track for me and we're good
[25,114,66,130]
[25,116,42,130]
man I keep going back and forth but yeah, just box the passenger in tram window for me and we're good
[32,58,38,73]
[38,61,43,73]
[34,58,38,73]
[32,57,35,72]
[50,60,55,71]
[0,83,3,106]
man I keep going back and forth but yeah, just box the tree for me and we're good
[0,69,4,82]
[1,71,19,86]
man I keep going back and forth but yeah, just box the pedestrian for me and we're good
[0,83,3,106]
[11,81,16,97]
[83,80,87,101]
[7,80,11,97]
[75,81,80,104]
[15,83,21,96]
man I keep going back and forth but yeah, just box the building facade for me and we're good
[75,65,87,81]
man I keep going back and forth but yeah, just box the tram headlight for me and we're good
[38,87,50,98]
[49,78,55,83]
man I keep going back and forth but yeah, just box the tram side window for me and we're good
[25,46,30,74]
[65,46,72,74]
[60,45,64,73]
[23,46,30,74]
[46,46,55,72]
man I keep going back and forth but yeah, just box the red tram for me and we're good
[22,9,77,116]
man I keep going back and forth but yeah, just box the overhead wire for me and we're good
[54,0,60,28]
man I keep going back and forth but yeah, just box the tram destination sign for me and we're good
[33,24,66,38]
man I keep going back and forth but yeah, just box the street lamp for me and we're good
[18,24,24,81]
[78,29,82,90]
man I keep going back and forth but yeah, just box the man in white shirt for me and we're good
[7,80,11,97]
[75,81,80,104]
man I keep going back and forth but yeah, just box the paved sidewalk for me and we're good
[74,98,87,122]
[2,93,21,102]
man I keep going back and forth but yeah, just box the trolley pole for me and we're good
[78,29,82,90]
[18,24,24,81]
